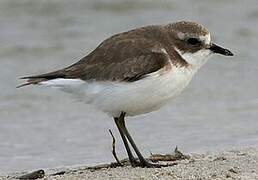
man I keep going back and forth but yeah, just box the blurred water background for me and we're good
[0,0,258,173]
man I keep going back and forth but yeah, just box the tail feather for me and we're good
[17,77,48,88]
[17,70,65,88]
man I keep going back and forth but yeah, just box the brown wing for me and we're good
[18,37,171,87]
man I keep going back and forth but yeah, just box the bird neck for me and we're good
[175,48,212,69]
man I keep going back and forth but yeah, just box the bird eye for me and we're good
[186,38,201,46]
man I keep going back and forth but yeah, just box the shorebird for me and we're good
[19,21,233,167]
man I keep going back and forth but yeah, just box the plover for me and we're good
[19,21,233,167]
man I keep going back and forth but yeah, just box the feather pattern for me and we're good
[18,25,190,87]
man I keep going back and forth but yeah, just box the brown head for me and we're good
[166,21,233,67]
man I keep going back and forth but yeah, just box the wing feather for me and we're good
[18,37,171,87]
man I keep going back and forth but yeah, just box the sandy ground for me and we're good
[2,147,258,180]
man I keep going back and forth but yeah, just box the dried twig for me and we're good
[149,146,190,162]
[50,170,66,176]
[50,146,188,177]
[108,129,123,166]
[17,169,45,179]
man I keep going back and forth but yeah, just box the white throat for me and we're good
[175,48,212,69]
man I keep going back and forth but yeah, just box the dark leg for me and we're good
[113,113,138,166]
[118,112,163,168]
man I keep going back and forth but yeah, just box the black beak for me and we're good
[208,43,233,56]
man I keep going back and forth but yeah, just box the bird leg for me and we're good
[114,113,138,166]
[116,111,165,168]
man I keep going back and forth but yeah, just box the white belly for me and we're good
[41,66,197,117]
[93,67,196,117]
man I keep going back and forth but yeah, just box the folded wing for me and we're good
[18,37,171,88]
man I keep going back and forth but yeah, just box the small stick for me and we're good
[17,169,45,179]
[108,129,122,166]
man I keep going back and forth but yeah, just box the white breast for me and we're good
[94,66,196,117]
[40,65,197,117]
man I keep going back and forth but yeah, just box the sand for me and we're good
[2,147,258,180]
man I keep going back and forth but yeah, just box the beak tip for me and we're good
[226,51,234,56]
[209,43,234,56]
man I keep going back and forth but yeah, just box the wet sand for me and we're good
[2,147,258,180]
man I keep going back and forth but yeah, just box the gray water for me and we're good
[0,0,258,173]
